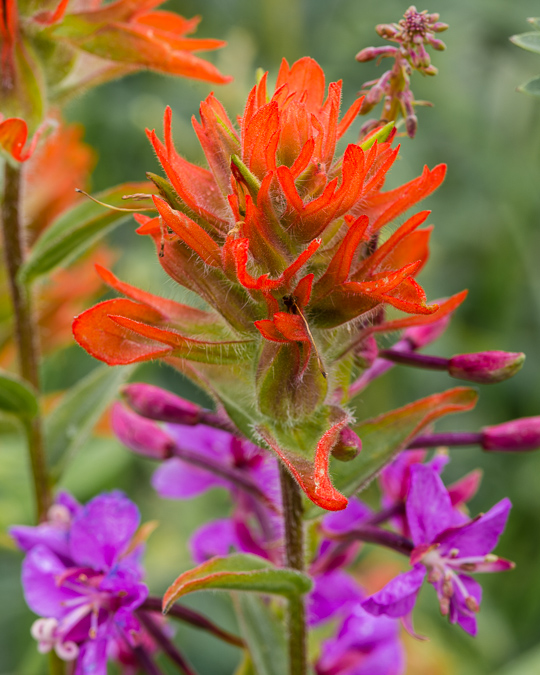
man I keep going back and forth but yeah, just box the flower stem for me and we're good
[407,432,483,449]
[332,525,414,556]
[279,464,307,675]
[1,161,50,521]
[138,611,199,675]
[140,596,245,648]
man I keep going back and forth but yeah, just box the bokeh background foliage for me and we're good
[2,0,540,673]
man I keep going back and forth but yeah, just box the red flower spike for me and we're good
[73,57,472,511]
[257,409,351,511]
[52,1,232,84]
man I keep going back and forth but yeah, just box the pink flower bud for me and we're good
[448,351,525,384]
[331,427,362,462]
[111,402,174,460]
[482,417,540,452]
[121,383,201,425]
[355,46,398,62]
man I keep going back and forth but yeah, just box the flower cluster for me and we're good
[10,492,149,672]
[73,56,458,511]
[356,6,448,137]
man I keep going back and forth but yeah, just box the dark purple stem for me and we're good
[137,611,199,675]
[330,525,414,557]
[171,444,280,515]
[379,349,448,371]
[366,502,405,526]
[199,410,237,433]
[131,643,165,675]
[140,596,244,648]
[407,432,483,449]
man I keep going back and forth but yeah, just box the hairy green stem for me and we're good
[1,161,50,521]
[279,464,307,675]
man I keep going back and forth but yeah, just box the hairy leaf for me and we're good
[163,554,312,614]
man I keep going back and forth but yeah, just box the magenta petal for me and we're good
[21,545,77,618]
[437,498,512,557]
[189,519,239,563]
[406,464,455,546]
[379,450,427,503]
[362,566,425,618]
[151,457,227,499]
[69,492,140,571]
[308,570,364,626]
[165,423,234,458]
[10,524,70,559]
[75,637,108,675]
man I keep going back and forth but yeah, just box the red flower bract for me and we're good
[74,57,451,510]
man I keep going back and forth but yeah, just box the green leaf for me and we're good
[518,74,540,97]
[163,554,312,614]
[510,32,540,54]
[46,363,137,476]
[233,595,288,675]
[305,387,478,519]
[18,182,156,285]
[0,370,38,419]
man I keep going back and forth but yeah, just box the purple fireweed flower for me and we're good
[316,603,405,675]
[10,492,148,673]
[379,450,482,536]
[362,464,513,635]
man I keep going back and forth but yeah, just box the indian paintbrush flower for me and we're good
[73,56,451,511]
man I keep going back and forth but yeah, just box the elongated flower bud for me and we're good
[121,383,202,425]
[482,417,540,452]
[448,351,525,384]
[111,402,173,460]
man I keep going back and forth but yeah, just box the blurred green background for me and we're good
[2,0,540,673]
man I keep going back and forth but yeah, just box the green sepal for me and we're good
[163,554,312,614]
[0,370,38,420]
[256,342,327,422]
[359,121,395,152]
[18,182,157,285]
[230,155,261,204]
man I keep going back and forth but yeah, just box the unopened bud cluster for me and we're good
[356,6,448,138]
